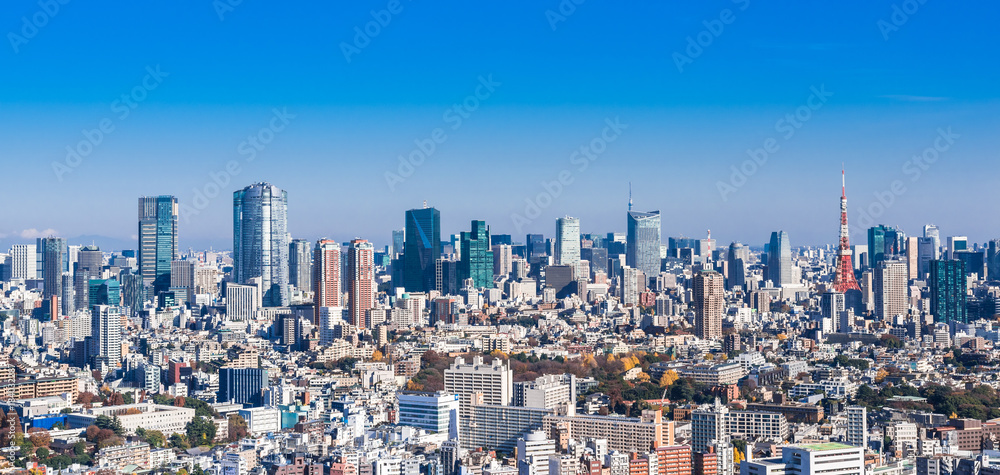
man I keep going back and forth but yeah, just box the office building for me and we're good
[874,259,908,319]
[88,279,121,308]
[314,239,342,324]
[459,220,494,289]
[947,236,968,260]
[929,259,967,324]
[233,183,290,307]
[218,368,269,406]
[493,244,513,278]
[555,217,580,266]
[239,406,281,435]
[138,196,179,294]
[741,443,863,475]
[170,260,195,304]
[820,291,845,333]
[403,206,441,293]
[694,270,724,340]
[923,224,941,258]
[40,236,67,312]
[527,234,547,264]
[726,243,747,290]
[626,211,661,283]
[347,239,375,329]
[226,283,260,321]
[397,392,459,435]
[289,239,313,292]
[9,244,36,280]
[766,231,792,286]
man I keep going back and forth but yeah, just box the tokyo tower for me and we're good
[833,169,861,292]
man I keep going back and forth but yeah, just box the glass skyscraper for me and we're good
[233,183,290,307]
[459,220,493,289]
[289,239,313,292]
[39,237,66,306]
[403,207,441,293]
[555,216,580,266]
[626,210,661,281]
[218,368,269,406]
[767,231,792,287]
[929,259,967,323]
[138,195,178,295]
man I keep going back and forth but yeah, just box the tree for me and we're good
[371,350,384,362]
[106,393,125,406]
[174,396,186,407]
[73,440,87,456]
[145,430,166,449]
[185,417,217,446]
[28,430,50,448]
[659,370,679,388]
[85,425,101,443]
[94,415,124,435]
[227,415,249,442]
[123,392,135,405]
[170,433,190,449]
[35,447,50,459]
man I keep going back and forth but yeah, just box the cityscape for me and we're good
[3,3,1000,475]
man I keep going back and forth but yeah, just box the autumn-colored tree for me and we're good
[406,380,424,391]
[659,370,679,388]
[371,350,384,362]
[174,396,186,407]
[226,415,248,443]
[27,429,50,448]
[636,372,651,383]
[106,393,125,406]
[85,425,101,443]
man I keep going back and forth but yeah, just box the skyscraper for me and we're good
[459,220,493,289]
[947,236,968,260]
[313,239,342,324]
[492,244,513,278]
[233,183,290,307]
[40,237,67,313]
[923,224,941,259]
[9,244,36,280]
[526,234,546,264]
[988,239,1000,281]
[91,305,122,369]
[626,210,661,283]
[694,270,724,340]
[929,259,967,324]
[138,196,179,294]
[726,242,747,290]
[874,259,908,319]
[403,206,441,293]
[766,231,792,287]
[845,406,867,449]
[288,239,313,292]
[555,216,580,266]
[348,239,375,329]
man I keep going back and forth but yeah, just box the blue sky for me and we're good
[1,1,998,251]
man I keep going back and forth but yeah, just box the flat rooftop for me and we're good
[798,442,856,452]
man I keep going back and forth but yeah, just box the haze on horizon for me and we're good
[2,1,998,251]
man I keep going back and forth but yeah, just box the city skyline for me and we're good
[2,2,998,250]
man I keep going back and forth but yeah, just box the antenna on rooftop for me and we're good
[628,182,632,212]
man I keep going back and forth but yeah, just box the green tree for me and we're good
[48,454,73,470]
[170,433,190,449]
[35,447,50,459]
[93,415,124,435]
[73,440,88,456]
[145,430,166,449]
[185,417,217,446]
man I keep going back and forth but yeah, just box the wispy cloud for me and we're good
[879,94,949,102]
[19,228,59,239]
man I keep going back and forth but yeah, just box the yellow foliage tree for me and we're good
[622,358,636,372]
[704,353,715,361]
[583,354,597,367]
[734,447,744,464]
[636,372,651,383]
[406,380,424,391]
[777,334,788,341]
[490,350,508,359]
[372,350,384,362]
[875,368,888,383]
[607,354,616,363]
[659,370,679,388]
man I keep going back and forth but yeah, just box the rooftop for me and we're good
[797,442,856,452]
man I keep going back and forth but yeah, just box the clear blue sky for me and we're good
[1,1,998,251]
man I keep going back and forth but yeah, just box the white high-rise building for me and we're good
[91,305,122,369]
[493,244,513,278]
[923,224,941,258]
[318,306,344,345]
[555,217,580,267]
[444,356,513,407]
[874,260,908,319]
[10,244,37,280]
[517,431,556,475]
[691,398,729,453]
[741,443,863,475]
[946,236,968,260]
[226,283,261,321]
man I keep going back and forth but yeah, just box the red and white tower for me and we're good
[833,169,861,292]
